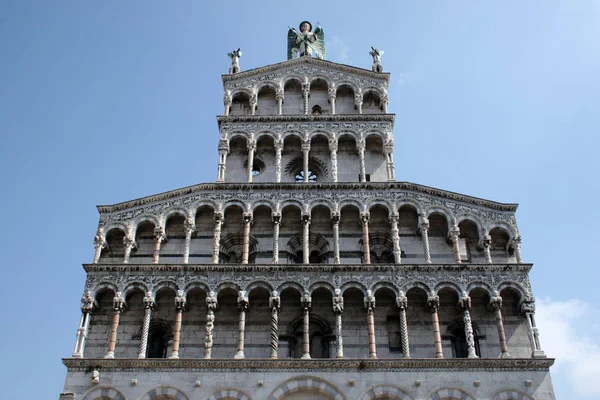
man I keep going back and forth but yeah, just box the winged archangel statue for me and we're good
[227,48,242,74]
[287,21,326,60]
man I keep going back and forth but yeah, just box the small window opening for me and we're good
[295,170,317,183]
[311,105,323,114]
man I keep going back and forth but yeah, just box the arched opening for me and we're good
[500,287,527,357]
[279,287,302,357]
[458,219,480,263]
[428,213,452,262]
[398,205,420,262]
[282,135,302,183]
[365,134,385,181]
[101,228,126,263]
[147,287,176,358]
[287,232,329,264]
[374,287,402,357]
[256,85,277,115]
[362,90,382,114]
[367,205,394,263]
[230,92,251,115]
[283,79,303,114]
[406,287,430,357]
[212,287,239,358]
[336,84,356,114]
[225,136,249,182]
[180,286,208,358]
[342,287,368,357]
[162,214,186,262]
[246,287,271,358]
[281,205,302,263]
[121,288,145,358]
[337,135,359,182]
[133,221,156,263]
[191,205,215,263]
[309,78,329,114]
[252,205,274,263]
[221,205,257,263]
[468,287,492,357]
[339,205,361,263]
[86,288,115,358]
[252,135,274,182]
[490,227,511,263]
[308,134,330,181]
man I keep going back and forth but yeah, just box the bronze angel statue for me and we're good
[287,21,326,60]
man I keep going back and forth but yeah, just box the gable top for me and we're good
[222,57,390,93]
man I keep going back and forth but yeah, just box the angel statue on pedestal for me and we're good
[369,47,384,73]
[227,48,242,74]
[288,21,326,60]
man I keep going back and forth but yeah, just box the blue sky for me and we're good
[1,1,599,399]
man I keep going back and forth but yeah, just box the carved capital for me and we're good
[274,137,284,150]
[153,227,165,243]
[427,294,440,313]
[482,233,492,248]
[301,292,312,309]
[174,290,187,311]
[223,91,232,106]
[458,292,471,310]
[184,220,195,235]
[113,292,124,312]
[490,292,502,311]
[269,291,281,311]
[243,213,253,225]
[302,214,311,225]
[143,291,155,310]
[247,140,257,152]
[360,212,370,225]
[275,88,284,101]
[218,139,230,153]
[214,212,224,224]
[123,235,135,249]
[272,213,281,225]
[331,213,340,225]
[328,138,338,153]
[520,300,536,314]
[94,228,106,249]
[389,214,400,225]
[206,291,218,312]
[237,290,249,310]
[396,292,408,310]
[301,141,311,152]
[80,290,95,313]
[328,87,337,98]
[364,290,376,310]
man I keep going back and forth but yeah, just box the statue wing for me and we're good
[313,25,326,60]
[287,28,298,60]
[227,52,233,58]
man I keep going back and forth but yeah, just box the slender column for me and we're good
[182,219,194,264]
[105,292,124,358]
[241,212,253,264]
[381,93,389,113]
[357,137,366,182]
[302,83,310,114]
[361,212,371,264]
[490,292,511,358]
[419,214,431,263]
[302,214,311,264]
[246,139,256,183]
[276,89,284,115]
[301,140,311,182]
[427,293,443,358]
[396,292,410,358]
[301,292,312,359]
[249,92,257,115]
[449,225,462,264]
[384,141,396,181]
[459,292,478,358]
[223,91,231,116]
[355,90,363,114]
[329,138,338,182]
[72,291,94,358]
[152,227,165,264]
[511,235,523,263]
[390,214,401,264]
[521,301,546,358]
[235,291,249,358]
[217,139,229,182]
[204,291,218,359]
[138,292,154,359]
[122,235,134,264]
[333,289,344,358]
[328,87,336,114]
[170,291,186,359]
[332,214,341,264]
[93,228,105,264]
[269,291,281,359]
[274,137,283,183]
[365,290,377,359]
[272,214,281,264]
[482,233,493,264]
[212,212,223,264]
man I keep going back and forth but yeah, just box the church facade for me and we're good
[59,23,555,400]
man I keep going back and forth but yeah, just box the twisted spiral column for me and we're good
[269,291,280,359]
[204,292,218,359]
[138,292,154,359]
[396,293,410,358]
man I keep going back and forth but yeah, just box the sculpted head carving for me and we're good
[300,21,312,33]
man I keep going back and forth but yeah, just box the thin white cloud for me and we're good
[328,35,350,64]
[536,298,600,397]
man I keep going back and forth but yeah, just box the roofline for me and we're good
[96,181,518,213]
[217,113,396,127]
[221,57,390,84]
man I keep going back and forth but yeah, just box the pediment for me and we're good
[222,57,390,94]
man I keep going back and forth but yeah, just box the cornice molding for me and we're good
[222,57,390,83]
[83,263,533,274]
[96,182,518,214]
[217,114,395,125]
[63,357,554,372]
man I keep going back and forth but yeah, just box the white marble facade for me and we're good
[60,51,555,400]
